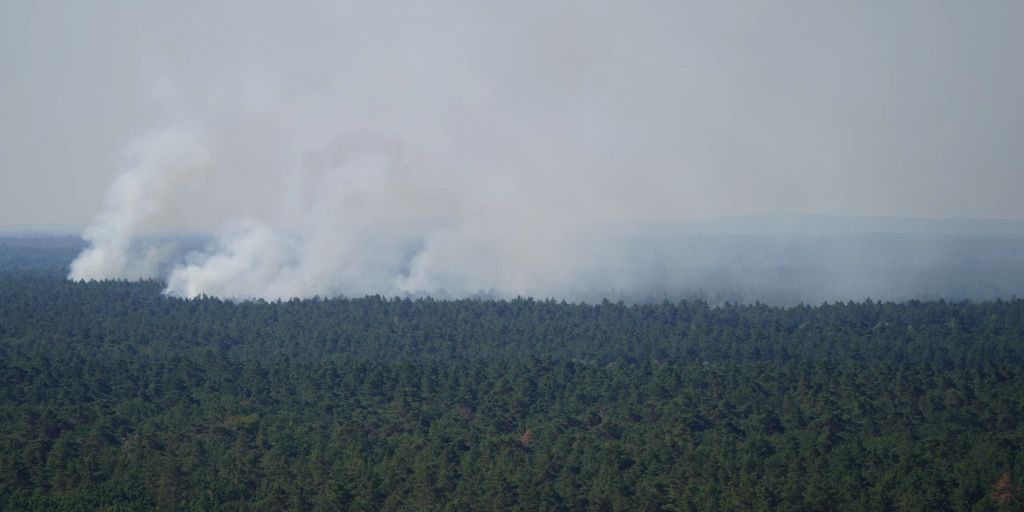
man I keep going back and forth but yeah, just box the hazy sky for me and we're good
[2,0,1024,229]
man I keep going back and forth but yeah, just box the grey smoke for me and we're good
[69,129,209,280]
[25,0,1023,300]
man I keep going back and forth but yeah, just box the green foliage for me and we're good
[1,276,1023,510]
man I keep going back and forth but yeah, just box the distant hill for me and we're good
[640,214,1024,236]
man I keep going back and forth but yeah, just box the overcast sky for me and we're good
[2,0,1024,229]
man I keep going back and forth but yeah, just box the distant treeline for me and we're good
[3,276,1024,365]
[0,236,84,275]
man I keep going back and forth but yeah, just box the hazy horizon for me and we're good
[3,1,1023,299]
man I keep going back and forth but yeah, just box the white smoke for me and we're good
[65,0,1024,302]
[160,139,442,299]
[71,113,638,299]
[67,0,657,300]
[69,129,209,281]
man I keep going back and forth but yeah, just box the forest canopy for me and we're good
[0,242,1023,511]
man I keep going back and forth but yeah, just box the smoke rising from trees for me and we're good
[52,0,1024,301]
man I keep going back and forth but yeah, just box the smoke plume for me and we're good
[63,0,1024,302]
[69,129,209,281]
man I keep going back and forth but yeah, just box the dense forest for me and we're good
[1,241,1023,510]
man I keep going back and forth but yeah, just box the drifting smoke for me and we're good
[70,119,634,299]
[63,0,1024,301]
[69,129,209,281]
[68,116,1024,302]
[65,1,688,300]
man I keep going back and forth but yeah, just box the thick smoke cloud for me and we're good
[72,116,631,299]
[57,0,1024,301]
[64,1,677,299]
[69,129,209,281]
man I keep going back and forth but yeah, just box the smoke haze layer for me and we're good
[49,1,1024,300]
